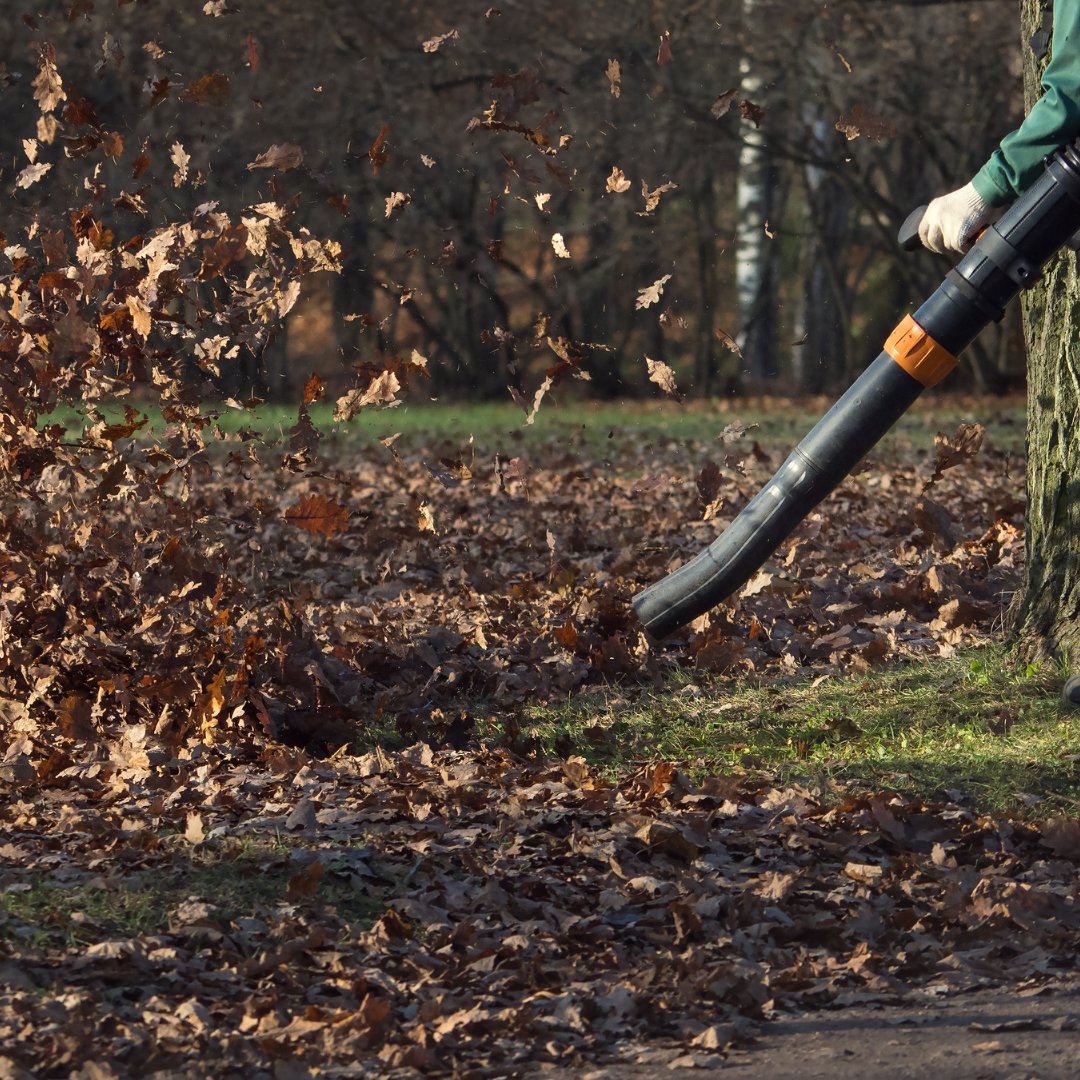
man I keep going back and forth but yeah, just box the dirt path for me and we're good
[545,984,1080,1079]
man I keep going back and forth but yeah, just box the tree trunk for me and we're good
[1013,0,1080,660]
[735,0,781,386]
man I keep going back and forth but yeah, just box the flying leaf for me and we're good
[714,326,743,358]
[303,373,325,404]
[740,99,765,128]
[422,29,459,53]
[925,422,985,488]
[606,59,621,98]
[385,191,411,219]
[552,233,571,259]
[180,73,230,106]
[245,32,259,73]
[369,124,390,175]
[640,180,678,215]
[33,48,66,114]
[285,494,350,538]
[15,162,52,189]
[127,295,152,338]
[170,142,190,187]
[711,89,738,118]
[657,31,673,66]
[646,356,679,397]
[835,105,896,142]
[606,166,631,194]
[247,143,304,172]
[636,274,672,310]
[333,370,402,422]
[418,502,437,533]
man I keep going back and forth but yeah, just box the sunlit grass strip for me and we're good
[511,645,1079,816]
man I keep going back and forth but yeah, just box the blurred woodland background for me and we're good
[1,0,1023,402]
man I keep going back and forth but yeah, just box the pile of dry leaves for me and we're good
[2,742,1078,1076]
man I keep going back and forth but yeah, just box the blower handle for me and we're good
[899,205,928,251]
[899,204,992,253]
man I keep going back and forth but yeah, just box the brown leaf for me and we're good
[15,163,51,189]
[714,325,743,358]
[926,422,985,488]
[1041,817,1080,860]
[835,105,896,142]
[606,58,621,98]
[180,73,230,106]
[285,494,350,538]
[184,811,205,845]
[636,274,672,310]
[657,31,673,66]
[246,143,304,172]
[285,859,324,900]
[711,89,738,119]
[640,179,678,215]
[333,370,402,421]
[422,29,459,53]
[606,166,631,194]
[33,48,66,114]
[646,356,679,398]
[740,99,765,127]
[368,123,390,175]
[303,373,326,404]
[385,191,411,219]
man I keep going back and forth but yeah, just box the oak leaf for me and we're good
[646,356,679,397]
[247,143,304,172]
[606,59,621,98]
[285,494,349,538]
[180,73,230,106]
[422,29,459,53]
[606,166,631,194]
[636,274,671,309]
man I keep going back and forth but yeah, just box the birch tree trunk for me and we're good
[1014,0,1080,660]
[735,0,780,385]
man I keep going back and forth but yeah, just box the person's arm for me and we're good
[921,0,1080,253]
[972,0,1080,205]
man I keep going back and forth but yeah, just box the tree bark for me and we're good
[1014,0,1080,660]
[735,0,781,385]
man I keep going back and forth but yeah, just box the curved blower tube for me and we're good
[634,146,1080,639]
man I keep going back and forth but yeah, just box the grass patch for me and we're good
[0,837,382,948]
[40,394,1027,458]
[513,644,1080,816]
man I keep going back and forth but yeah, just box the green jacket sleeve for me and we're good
[972,0,1080,205]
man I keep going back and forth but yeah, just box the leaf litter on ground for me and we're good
[3,397,1079,1075]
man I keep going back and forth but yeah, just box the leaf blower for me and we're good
[634,146,1080,638]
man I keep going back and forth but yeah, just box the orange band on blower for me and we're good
[884,315,957,388]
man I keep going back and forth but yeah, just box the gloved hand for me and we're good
[918,182,997,254]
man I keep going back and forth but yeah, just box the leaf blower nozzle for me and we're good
[634,146,1080,639]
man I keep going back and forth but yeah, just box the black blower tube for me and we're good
[634,146,1080,638]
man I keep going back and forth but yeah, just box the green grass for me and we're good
[509,644,1080,816]
[41,394,1027,457]
[0,837,383,948]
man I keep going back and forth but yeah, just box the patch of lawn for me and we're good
[40,394,1027,458]
[513,644,1080,816]
[0,838,382,948]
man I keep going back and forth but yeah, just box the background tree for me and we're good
[1013,0,1080,661]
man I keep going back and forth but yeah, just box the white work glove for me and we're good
[919,182,997,254]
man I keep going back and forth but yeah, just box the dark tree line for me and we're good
[0,0,1022,401]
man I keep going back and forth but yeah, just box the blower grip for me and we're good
[899,205,927,251]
